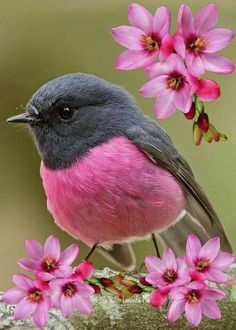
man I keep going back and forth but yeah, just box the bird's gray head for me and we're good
[7,73,141,169]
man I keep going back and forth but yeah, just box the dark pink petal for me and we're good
[145,63,169,78]
[73,295,93,315]
[211,252,234,271]
[115,49,158,70]
[146,272,167,287]
[74,282,95,297]
[12,274,34,290]
[186,50,205,76]
[196,79,220,101]
[194,3,218,34]
[199,237,220,261]
[61,295,73,318]
[175,85,192,113]
[154,91,176,119]
[159,34,173,62]
[75,260,94,279]
[189,269,206,282]
[167,299,185,322]
[186,234,201,267]
[201,299,221,319]
[163,248,177,271]
[185,302,202,327]
[14,297,36,320]
[25,239,43,260]
[202,287,225,300]
[111,26,145,50]
[128,3,153,34]
[150,288,167,307]
[17,258,40,272]
[44,235,60,261]
[153,6,171,38]
[173,35,186,58]
[180,5,195,40]
[59,244,79,266]
[206,268,228,283]
[2,287,26,304]
[33,298,49,328]
[201,53,234,74]
[37,272,55,281]
[169,287,188,300]
[145,256,164,273]
[205,28,234,53]
[140,76,168,98]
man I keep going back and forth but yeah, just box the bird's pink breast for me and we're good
[40,136,185,247]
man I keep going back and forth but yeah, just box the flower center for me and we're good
[187,290,200,305]
[167,73,184,90]
[163,269,177,283]
[27,288,42,303]
[42,256,56,272]
[195,258,210,272]
[140,34,160,52]
[63,282,77,297]
[188,35,208,54]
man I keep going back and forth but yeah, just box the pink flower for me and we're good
[2,274,50,328]
[18,235,79,281]
[145,248,190,307]
[111,3,173,70]
[50,277,94,318]
[72,260,94,280]
[186,234,234,283]
[167,281,225,327]
[175,3,234,76]
[140,54,194,119]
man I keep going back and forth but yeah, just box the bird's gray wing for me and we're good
[125,116,232,253]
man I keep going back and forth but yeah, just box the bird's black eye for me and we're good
[58,106,74,120]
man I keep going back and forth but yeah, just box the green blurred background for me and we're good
[0,0,235,289]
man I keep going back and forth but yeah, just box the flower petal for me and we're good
[111,26,145,50]
[140,76,168,98]
[2,287,27,305]
[186,50,205,76]
[175,85,192,113]
[153,6,171,38]
[17,258,40,272]
[145,62,169,79]
[44,235,61,261]
[146,272,167,287]
[165,53,187,74]
[145,255,164,273]
[185,302,202,327]
[14,297,37,320]
[194,3,218,34]
[167,299,185,322]
[37,272,55,281]
[73,295,93,315]
[173,35,186,58]
[211,252,234,271]
[75,260,94,279]
[201,299,221,319]
[201,53,234,74]
[186,234,202,267]
[206,268,228,284]
[163,248,177,271]
[205,28,234,53]
[75,282,95,297]
[12,274,34,290]
[128,3,153,34]
[150,288,167,307]
[196,79,220,101]
[159,34,173,62]
[61,295,73,318]
[25,239,43,260]
[180,5,195,39]
[154,91,176,119]
[51,291,62,308]
[177,4,185,29]
[202,287,225,300]
[169,287,188,300]
[59,244,79,266]
[199,237,220,261]
[115,49,157,70]
[33,298,49,328]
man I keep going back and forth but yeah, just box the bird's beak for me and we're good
[7,112,40,124]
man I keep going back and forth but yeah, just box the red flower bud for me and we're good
[89,283,101,294]
[197,113,209,133]
[184,104,196,120]
[99,277,114,287]
[127,285,142,294]
[140,277,152,286]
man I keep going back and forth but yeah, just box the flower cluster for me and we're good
[145,234,234,327]
[111,3,234,145]
[2,235,94,328]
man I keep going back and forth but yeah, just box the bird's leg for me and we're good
[152,233,161,258]
[85,243,98,260]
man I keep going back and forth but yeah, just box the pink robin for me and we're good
[7,73,232,270]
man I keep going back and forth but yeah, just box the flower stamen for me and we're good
[27,288,42,303]
[140,34,160,52]
[43,256,56,271]
[163,269,177,283]
[63,282,76,297]
[187,290,200,305]
[195,257,210,272]
[188,35,208,54]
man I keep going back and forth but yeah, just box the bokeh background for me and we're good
[1,0,235,289]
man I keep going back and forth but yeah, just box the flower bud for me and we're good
[89,283,101,294]
[193,123,203,146]
[184,104,196,120]
[197,113,209,133]
[127,285,142,294]
[99,277,114,287]
[208,124,220,142]
[140,277,152,286]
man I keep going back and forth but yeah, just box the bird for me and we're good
[7,73,232,271]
